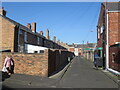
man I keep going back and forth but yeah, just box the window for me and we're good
[112,53,115,63]
[101,26,103,33]
[19,30,22,35]
[24,32,27,42]
[37,37,40,45]
[34,51,38,53]
[100,25,105,34]
[97,28,100,39]
[39,50,44,53]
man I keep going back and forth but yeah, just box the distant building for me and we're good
[97,2,120,74]
[0,8,67,53]
[68,43,96,58]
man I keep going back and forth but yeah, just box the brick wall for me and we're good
[97,34,103,48]
[118,11,120,42]
[0,17,15,52]
[108,12,120,46]
[109,44,120,72]
[1,49,49,76]
[1,49,74,77]
[48,49,74,76]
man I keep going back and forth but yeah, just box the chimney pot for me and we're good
[40,31,43,36]
[27,23,31,29]
[0,7,6,16]
[53,36,56,42]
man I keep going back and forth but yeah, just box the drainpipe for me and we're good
[106,9,109,70]
[18,26,20,52]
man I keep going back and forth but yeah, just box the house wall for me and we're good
[109,44,120,72]
[97,6,120,71]
[27,32,37,45]
[0,17,15,52]
[97,4,105,48]
[97,34,103,47]
[108,12,120,46]
[1,17,66,53]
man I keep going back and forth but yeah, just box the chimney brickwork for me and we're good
[53,36,56,42]
[32,22,36,33]
[46,29,49,39]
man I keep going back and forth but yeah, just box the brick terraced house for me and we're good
[0,7,68,53]
[97,2,120,74]
[0,7,74,76]
[68,43,96,58]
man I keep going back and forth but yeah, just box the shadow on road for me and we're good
[2,72,10,81]
[49,63,68,77]
[2,85,15,90]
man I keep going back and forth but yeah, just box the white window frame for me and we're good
[98,28,100,39]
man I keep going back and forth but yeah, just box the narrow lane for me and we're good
[57,56,118,88]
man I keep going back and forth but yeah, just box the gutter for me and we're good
[108,11,120,12]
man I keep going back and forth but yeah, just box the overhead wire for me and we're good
[84,3,101,43]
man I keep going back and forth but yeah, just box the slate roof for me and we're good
[103,2,120,11]
[0,14,29,30]
[0,14,46,39]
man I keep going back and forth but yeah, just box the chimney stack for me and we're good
[40,31,43,36]
[53,36,56,42]
[57,40,60,45]
[32,22,36,33]
[46,29,49,39]
[0,7,6,16]
[72,43,75,47]
[27,23,31,29]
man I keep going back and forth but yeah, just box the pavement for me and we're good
[1,56,120,89]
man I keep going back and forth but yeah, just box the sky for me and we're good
[2,2,102,44]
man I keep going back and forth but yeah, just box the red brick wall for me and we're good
[109,45,120,72]
[97,34,103,47]
[108,12,120,46]
[0,17,15,52]
[1,49,74,77]
[1,49,49,76]
[119,12,120,42]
